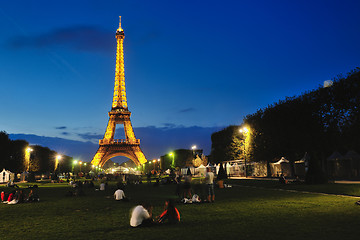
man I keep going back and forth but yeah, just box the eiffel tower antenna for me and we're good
[118,16,122,31]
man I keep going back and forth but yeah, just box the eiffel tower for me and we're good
[91,17,147,167]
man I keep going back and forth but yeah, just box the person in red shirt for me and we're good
[157,199,180,224]
[7,191,15,202]
[1,191,6,202]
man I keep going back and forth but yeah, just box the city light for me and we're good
[54,154,62,172]
[25,147,33,172]
[239,126,250,177]
[169,152,175,168]
[239,127,249,133]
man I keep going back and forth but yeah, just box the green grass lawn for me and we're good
[1,179,360,240]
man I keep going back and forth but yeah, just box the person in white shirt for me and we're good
[114,188,126,201]
[130,203,153,227]
[99,182,106,191]
[205,167,215,202]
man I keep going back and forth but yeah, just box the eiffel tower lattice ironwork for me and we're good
[91,17,147,167]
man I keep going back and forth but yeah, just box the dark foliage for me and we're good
[210,68,360,183]
[210,126,243,162]
[244,68,360,183]
[0,131,72,173]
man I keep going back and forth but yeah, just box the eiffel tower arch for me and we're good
[91,17,147,167]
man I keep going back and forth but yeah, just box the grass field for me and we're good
[1,179,360,240]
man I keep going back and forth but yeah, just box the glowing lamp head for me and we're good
[240,127,249,133]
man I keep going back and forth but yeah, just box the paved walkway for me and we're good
[233,184,360,199]
[230,176,360,184]
[229,177,360,199]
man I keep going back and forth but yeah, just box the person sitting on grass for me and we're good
[130,202,153,227]
[114,188,128,201]
[26,189,40,202]
[8,189,25,204]
[279,174,288,184]
[6,190,15,203]
[1,191,7,202]
[156,199,180,224]
[99,182,106,191]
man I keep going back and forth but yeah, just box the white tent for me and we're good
[225,162,231,175]
[270,157,291,177]
[0,169,12,183]
[196,164,207,176]
[327,151,343,161]
[294,153,308,177]
[181,167,195,175]
[274,157,289,164]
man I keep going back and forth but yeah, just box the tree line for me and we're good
[0,131,73,173]
[210,68,360,182]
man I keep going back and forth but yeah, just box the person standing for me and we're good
[205,167,215,202]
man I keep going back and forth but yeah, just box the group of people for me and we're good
[130,199,180,227]
[1,188,39,204]
[180,167,216,204]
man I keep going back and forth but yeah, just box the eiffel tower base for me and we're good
[92,143,147,167]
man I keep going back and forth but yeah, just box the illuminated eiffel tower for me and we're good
[91,17,147,167]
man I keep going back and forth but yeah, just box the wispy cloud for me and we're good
[77,132,103,141]
[9,125,225,161]
[8,26,114,53]
[178,108,196,113]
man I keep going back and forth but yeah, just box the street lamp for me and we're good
[153,159,156,170]
[169,152,175,169]
[25,147,33,172]
[191,145,197,156]
[55,155,62,172]
[72,160,78,173]
[239,127,250,177]
[79,161,83,172]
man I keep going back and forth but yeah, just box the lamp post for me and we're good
[55,155,62,172]
[152,159,156,171]
[239,127,249,178]
[72,160,78,174]
[191,145,197,156]
[79,161,83,172]
[169,152,175,169]
[25,147,33,172]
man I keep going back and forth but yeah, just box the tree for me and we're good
[241,68,360,182]
[210,126,243,163]
[0,131,11,170]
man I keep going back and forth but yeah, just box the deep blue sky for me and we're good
[1,0,360,161]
